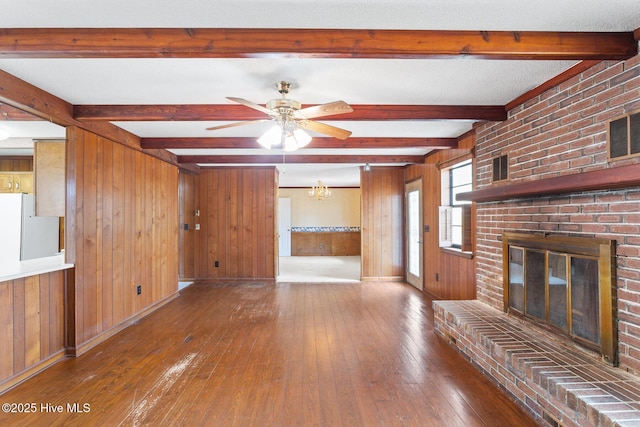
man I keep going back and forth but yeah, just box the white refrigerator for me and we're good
[0,193,60,262]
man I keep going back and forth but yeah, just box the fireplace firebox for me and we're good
[502,232,617,364]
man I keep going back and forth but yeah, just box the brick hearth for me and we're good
[433,300,640,427]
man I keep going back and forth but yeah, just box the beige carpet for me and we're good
[277,256,361,283]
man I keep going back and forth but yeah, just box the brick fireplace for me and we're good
[433,232,624,427]
[439,56,640,425]
[502,232,617,365]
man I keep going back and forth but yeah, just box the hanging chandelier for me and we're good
[308,180,331,201]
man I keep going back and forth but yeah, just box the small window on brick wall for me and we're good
[492,154,508,182]
[439,159,472,252]
[608,110,640,160]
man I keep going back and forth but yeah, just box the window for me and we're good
[440,159,472,251]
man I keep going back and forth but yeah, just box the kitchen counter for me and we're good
[0,253,73,282]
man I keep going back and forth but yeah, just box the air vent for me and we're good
[608,110,640,160]
[542,409,562,427]
[492,154,508,182]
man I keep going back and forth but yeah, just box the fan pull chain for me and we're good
[281,149,286,174]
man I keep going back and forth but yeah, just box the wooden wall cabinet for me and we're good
[34,141,66,217]
[0,172,34,194]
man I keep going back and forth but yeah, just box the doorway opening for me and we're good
[277,186,361,283]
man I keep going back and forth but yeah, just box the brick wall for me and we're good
[474,55,640,373]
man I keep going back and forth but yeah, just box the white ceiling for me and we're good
[0,0,638,187]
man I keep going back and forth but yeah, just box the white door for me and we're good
[278,197,292,256]
[405,179,423,290]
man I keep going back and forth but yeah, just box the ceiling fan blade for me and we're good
[297,120,352,140]
[227,97,277,117]
[293,101,353,119]
[206,119,269,131]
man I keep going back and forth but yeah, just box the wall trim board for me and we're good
[360,276,405,282]
[0,350,66,395]
[65,291,180,357]
[192,278,278,284]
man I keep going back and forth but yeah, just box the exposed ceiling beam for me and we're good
[177,154,425,164]
[142,137,458,150]
[75,104,507,122]
[0,28,635,60]
[0,103,40,120]
[0,69,177,164]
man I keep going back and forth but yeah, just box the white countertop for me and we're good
[0,253,73,282]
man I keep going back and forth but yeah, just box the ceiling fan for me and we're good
[206,81,353,151]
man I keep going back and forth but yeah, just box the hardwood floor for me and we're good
[0,281,538,426]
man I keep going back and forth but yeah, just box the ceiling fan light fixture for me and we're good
[257,125,281,149]
[209,81,352,146]
[258,123,312,152]
[293,128,311,147]
[282,128,311,152]
[283,137,298,152]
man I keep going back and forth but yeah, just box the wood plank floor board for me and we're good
[0,281,539,426]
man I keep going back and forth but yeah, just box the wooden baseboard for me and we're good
[66,291,181,357]
[192,277,277,283]
[0,350,66,395]
[360,276,405,282]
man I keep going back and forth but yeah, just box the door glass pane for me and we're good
[548,253,568,331]
[408,190,420,276]
[571,257,600,344]
[525,250,545,320]
[509,247,524,312]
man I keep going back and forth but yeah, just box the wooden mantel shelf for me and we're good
[457,163,640,202]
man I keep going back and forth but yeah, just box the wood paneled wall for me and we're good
[65,126,179,355]
[0,156,33,171]
[404,134,476,300]
[196,167,277,280]
[0,270,66,393]
[360,167,405,281]
[178,171,198,280]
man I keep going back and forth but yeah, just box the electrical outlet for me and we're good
[136,285,142,295]
[195,224,200,230]
[215,261,219,268]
